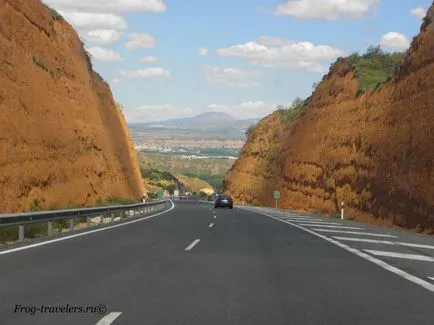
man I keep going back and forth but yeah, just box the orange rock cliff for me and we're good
[0,0,145,212]
[223,3,434,233]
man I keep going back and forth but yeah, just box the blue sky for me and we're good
[44,0,432,122]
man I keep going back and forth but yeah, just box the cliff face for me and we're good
[0,0,145,212]
[223,6,434,233]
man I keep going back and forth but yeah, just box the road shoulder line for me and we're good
[0,201,175,257]
[247,209,434,293]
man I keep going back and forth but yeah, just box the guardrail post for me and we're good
[111,212,114,222]
[18,225,24,242]
[48,221,53,236]
[100,214,104,225]
[69,218,74,231]
[87,216,90,228]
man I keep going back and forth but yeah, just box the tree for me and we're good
[366,45,383,58]
[290,97,305,109]
[165,184,176,195]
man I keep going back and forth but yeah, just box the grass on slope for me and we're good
[345,45,406,92]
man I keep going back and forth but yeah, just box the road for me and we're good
[0,200,433,325]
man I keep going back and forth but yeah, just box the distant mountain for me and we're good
[162,112,237,126]
[132,112,259,132]
[128,112,260,140]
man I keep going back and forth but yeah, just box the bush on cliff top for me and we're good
[345,45,406,91]
[245,125,256,137]
[279,97,308,121]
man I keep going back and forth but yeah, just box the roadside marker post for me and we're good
[273,191,280,209]
[341,201,344,220]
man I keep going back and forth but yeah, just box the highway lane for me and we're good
[0,200,433,324]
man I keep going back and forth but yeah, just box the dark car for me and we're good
[214,195,233,209]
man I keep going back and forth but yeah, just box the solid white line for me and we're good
[209,223,214,228]
[428,277,434,281]
[185,239,200,251]
[312,229,398,238]
[252,211,434,293]
[333,236,434,250]
[299,224,363,230]
[95,312,122,325]
[364,250,434,262]
[0,201,175,257]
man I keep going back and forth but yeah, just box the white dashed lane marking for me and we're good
[95,312,122,325]
[185,239,201,251]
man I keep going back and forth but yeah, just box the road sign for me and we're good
[273,191,280,199]
[174,190,179,196]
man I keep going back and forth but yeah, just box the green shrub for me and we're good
[345,46,405,91]
[329,211,341,219]
[245,125,256,137]
[280,97,307,121]
[50,8,64,21]
[24,222,48,238]
[32,56,50,72]
[30,198,42,211]
[95,197,138,206]
[0,225,19,243]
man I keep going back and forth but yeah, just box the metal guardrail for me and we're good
[0,200,171,243]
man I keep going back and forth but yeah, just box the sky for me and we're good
[43,0,432,122]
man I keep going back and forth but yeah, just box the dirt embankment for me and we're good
[223,5,434,233]
[0,0,145,212]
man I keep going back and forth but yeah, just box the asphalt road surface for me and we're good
[0,200,433,325]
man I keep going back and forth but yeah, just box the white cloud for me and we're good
[87,47,122,62]
[82,29,124,45]
[44,0,167,13]
[125,104,195,122]
[410,7,427,20]
[257,36,295,46]
[206,101,276,119]
[124,33,156,50]
[58,11,127,30]
[217,38,344,72]
[112,78,120,83]
[120,68,170,78]
[197,48,209,56]
[140,56,159,63]
[379,32,410,51]
[125,101,276,122]
[203,66,262,88]
[275,0,379,20]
